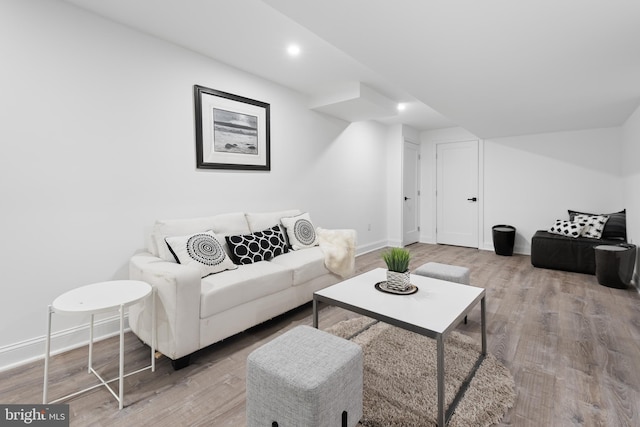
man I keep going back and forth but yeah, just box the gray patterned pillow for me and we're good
[280,212,319,250]
[548,220,584,238]
[165,230,237,277]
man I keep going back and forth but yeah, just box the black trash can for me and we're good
[492,225,516,256]
[594,244,636,288]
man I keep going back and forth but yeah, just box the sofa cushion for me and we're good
[200,261,293,318]
[151,212,250,261]
[280,212,319,250]
[269,246,329,286]
[165,230,237,278]
[245,209,301,232]
[568,209,626,240]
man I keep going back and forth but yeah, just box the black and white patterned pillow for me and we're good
[280,212,319,250]
[547,220,584,238]
[573,214,609,239]
[165,230,237,277]
[225,225,288,265]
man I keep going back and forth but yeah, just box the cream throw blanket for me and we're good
[316,227,357,278]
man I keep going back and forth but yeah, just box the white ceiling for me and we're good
[62,0,640,138]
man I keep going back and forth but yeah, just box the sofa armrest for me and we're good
[129,252,201,360]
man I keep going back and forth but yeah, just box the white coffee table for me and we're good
[313,268,486,427]
[43,280,156,410]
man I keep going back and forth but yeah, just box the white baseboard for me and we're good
[0,315,128,373]
[356,240,387,255]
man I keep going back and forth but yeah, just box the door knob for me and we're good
[404,197,411,201]
[467,197,477,202]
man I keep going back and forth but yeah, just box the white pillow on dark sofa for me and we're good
[547,220,584,238]
[573,214,609,239]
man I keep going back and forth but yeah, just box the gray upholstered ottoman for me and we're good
[246,325,363,427]
[414,262,471,323]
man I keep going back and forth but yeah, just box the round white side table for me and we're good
[43,280,155,410]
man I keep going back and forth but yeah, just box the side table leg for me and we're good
[119,304,124,410]
[43,305,53,404]
[437,334,445,426]
[88,314,94,373]
[151,288,156,372]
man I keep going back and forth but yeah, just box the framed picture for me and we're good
[194,85,270,170]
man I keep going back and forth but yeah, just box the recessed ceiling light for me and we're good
[397,103,406,111]
[287,44,301,56]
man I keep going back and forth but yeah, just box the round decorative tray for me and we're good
[375,281,419,295]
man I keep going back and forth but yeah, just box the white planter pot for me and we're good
[386,270,410,292]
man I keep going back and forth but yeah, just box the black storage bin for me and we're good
[492,225,516,256]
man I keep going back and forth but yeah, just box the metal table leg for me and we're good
[437,334,445,427]
[312,297,318,328]
[481,296,487,355]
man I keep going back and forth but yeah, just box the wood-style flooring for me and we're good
[2,243,639,426]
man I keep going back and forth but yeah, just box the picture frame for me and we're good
[194,85,270,170]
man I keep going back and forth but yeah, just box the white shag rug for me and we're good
[325,317,516,427]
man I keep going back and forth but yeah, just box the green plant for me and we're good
[382,247,411,273]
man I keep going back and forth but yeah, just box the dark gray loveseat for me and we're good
[530,209,627,275]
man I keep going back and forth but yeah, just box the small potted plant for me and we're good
[382,247,411,291]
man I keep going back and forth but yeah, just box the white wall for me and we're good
[0,0,390,369]
[420,127,625,254]
[484,128,624,253]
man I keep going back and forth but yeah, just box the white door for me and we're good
[403,141,420,246]
[436,140,479,248]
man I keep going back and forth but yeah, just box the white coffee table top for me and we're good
[52,280,152,314]
[315,268,485,335]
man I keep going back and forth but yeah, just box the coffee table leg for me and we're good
[481,296,486,355]
[437,334,445,427]
[312,297,318,328]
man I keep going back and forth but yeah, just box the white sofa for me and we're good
[128,209,356,369]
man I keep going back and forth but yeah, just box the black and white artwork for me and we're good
[194,85,270,170]
[213,109,259,155]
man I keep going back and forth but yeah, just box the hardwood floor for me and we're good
[2,244,639,426]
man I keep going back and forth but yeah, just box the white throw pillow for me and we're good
[547,220,584,238]
[165,230,237,277]
[573,214,609,239]
[280,212,319,250]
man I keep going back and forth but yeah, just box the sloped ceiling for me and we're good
[62,0,640,138]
